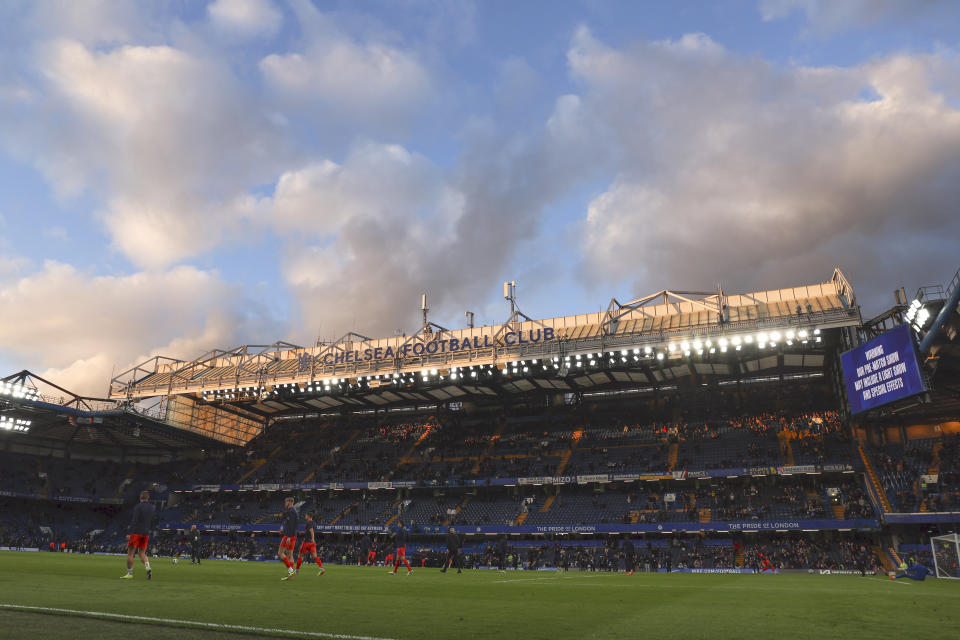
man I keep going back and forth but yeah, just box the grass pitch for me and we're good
[0,551,957,639]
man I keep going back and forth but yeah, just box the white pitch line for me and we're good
[864,577,912,585]
[493,572,614,583]
[0,603,400,640]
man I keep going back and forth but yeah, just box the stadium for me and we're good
[2,267,960,639]
[4,2,960,639]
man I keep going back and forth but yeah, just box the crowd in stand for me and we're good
[869,434,960,512]
[4,401,959,571]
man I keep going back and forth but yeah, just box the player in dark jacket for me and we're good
[496,536,508,573]
[121,491,156,580]
[442,527,462,574]
[190,524,202,565]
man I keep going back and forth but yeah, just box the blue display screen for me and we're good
[841,324,926,415]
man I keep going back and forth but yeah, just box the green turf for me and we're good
[0,551,957,640]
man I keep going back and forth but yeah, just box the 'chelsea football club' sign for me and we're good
[298,327,556,370]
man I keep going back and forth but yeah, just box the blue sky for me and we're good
[0,0,959,394]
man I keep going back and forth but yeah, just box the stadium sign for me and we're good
[840,324,927,414]
[297,328,557,369]
[161,518,880,535]
[175,464,865,494]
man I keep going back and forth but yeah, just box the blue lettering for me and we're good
[438,339,448,352]
[473,336,481,349]
[374,347,383,360]
[505,332,516,345]
[483,335,492,348]
[402,344,411,358]
[383,346,394,359]
[517,331,528,344]
[544,327,554,342]
[426,341,438,354]
[334,352,345,365]
[413,343,425,356]
[530,329,541,342]
[363,348,373,361]
[345,351,354,364]
[449,338,460,352]
[323,354,333,365]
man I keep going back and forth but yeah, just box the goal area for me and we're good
[931,533,960,579]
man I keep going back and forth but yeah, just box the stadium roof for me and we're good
[0,371,233,450]
[96,271,861,444]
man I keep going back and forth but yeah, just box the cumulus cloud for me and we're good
[2,39,293,268]
[268,142,438,235]
[208,0,283,40]
[0,262,281,395]
[259,0,432,132]
[270,91,607,338]
[569,28,960,310]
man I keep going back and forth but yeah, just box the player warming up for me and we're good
[441,527,462,574]
[360,533,375,566]
[390,520,413,576]
[296,513,325,576]
[121,490,155,580]
[278,497,298,581]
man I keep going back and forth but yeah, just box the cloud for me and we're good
[0,262,281,395]
[207,0,283,40]
[2,38,292,268]
[267,92,606,338]
[259,1,432,132]
[13,0,155,48]
[569,28,960,311]
[267,141,438,236]
[758,0,954,33]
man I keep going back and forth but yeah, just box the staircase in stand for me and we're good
[240,444,286,483]
[329,500,361,525]
[858,444,893,513]
[114,464,137,499]
[300,422,332,482]
[539,496,556,513]
[873,545,896,572]
[390,420,436,480]
[667,443,679,470]
[778,432,795,465]
[832,504,845,519]
[929,441,944,474]
[444,495,473,526]
[310,426,365,480]
[698,508,712,523]
[471,421,507,475]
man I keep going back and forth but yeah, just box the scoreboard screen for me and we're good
[840,324,926,415]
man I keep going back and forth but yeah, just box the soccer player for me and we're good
[190,524,202,565]
[441,527,462,574]
[121,490,155,580]
[295,513,325,576]
[360,533,374,566]
[892,561,932,581]
[621,536,636,575]
[496,536,508,573]
[278,497,298,581]
[390,520,413,575]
